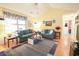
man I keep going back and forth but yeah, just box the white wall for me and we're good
[62,13,79,55]
[62,14,72,55]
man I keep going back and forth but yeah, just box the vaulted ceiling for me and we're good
[49,3,79,11]
[0,3,79,17]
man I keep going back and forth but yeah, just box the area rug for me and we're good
[0,51,7,56]
[0,39,57,56]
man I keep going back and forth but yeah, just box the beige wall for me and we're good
[0,8,5,44]
[27,6,76,31]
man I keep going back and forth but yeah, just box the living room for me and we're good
[0,3,79,56]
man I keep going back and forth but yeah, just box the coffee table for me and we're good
[28,34,42,45]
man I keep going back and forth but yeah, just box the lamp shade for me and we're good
[55,26,61,30]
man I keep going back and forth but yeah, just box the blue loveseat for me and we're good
[17,29,34,43]
[41,29,55,40]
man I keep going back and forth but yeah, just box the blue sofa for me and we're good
[17,29,34,43]
[41,29,55,40]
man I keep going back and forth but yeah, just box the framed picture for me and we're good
[44,21,52,26]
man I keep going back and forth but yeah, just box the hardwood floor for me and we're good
[0,40,17,51]
[54,37,71,56]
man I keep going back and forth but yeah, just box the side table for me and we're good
[54,31,61,39]
[4,36,19,47]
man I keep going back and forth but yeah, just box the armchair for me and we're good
[41,29,55,40]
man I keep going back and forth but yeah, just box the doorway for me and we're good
[76,25,79,42]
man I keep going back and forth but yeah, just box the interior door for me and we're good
[76,25,79,42]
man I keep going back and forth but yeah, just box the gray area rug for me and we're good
[2,39,57,56]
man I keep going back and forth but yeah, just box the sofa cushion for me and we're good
[42,30,53,34]
[23,30,28,34]
[28,29,32,33]
[22,35,28,38]
[49,30,53,34]
[19,31,24,35]
[44,30,50,33]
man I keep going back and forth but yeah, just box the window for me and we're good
[5,18,17,33]
[5,18,17,24]
[18,19,26,30]
[5,24,17,33]
[4,12,26,33]
[18,25,26,30]
[18,19,25,24]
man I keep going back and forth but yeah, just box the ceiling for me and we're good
[0,3,48,17]
[0,3,79,17]
[49,3,79,11]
